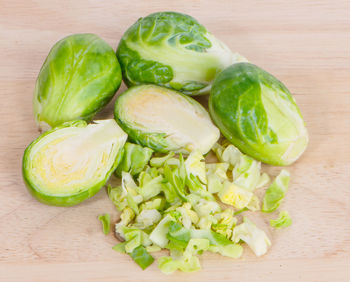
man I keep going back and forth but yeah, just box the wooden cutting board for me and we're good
[0,0,349,281]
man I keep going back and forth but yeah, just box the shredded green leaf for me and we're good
[103,139,294,272]
[130,245,155,270]
[270,211,292,229]
[98,213,111,235]
[262,170,290,213]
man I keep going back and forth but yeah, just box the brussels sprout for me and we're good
[117,12,245,95]
[209,63,308,166]
[114,85,220,154]
[115,142,153,177]
[22,119,127,206]
[34,34,122,131]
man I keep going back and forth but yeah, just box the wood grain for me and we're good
[0,0,350,281]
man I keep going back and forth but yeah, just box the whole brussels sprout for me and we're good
[33,34,122,131]
[117,12,245,95]
[209,63,308,166]
[22,119,127,206]
[114,84,220,154]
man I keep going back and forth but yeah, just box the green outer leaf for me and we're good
[117,11,230,95]
[22,120,126,207]
[270,211,292,229]
[166,221,191,250]
[34,33,122,130]
[98,213,111,235]
[209,62,308,166]
[115,142,153,177]
[129,245,155,270]
[262,170,290,213]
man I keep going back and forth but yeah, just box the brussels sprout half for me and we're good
[34,33,122,131]
[117,12,245,95]
[22,119,127,206]
[114,85,220,154]
[209,63,308,166]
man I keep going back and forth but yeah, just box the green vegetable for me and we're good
[218,181,254,210]
[232,217,271,257]
[149,215,174,248]
[115,142,153,177]
[98,213,111,235]
[136,209,162,228]
[105,143,293,272]
[117,12,246,95]
[34,34,122,131]
[206,163,229,193]
[150,152,175,167]
[209,63,309,166]
[270,211,292,229]
[158,238,209,274]
[262,170,290,213]
[137,171,163,201]
[114,84,220,154]
[129,246,155,270]
[22,119,127,206]
[191,229,243,258]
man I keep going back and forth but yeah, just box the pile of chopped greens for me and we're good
[99,140,292,273]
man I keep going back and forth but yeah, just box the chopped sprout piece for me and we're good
[218,181,254,209]
[262,170,290,213]
[232,155,261,192]
[232,217,271,257]
[270,211,292,229]
[136,209,162,228]
[98,213,111,235]
[206,163,229,193]
[116,142,153,177]
[149,215,174,248]
[130,245,155,270]
[158,238,210,274]
[185,150,207,184]
[150,152,175,167]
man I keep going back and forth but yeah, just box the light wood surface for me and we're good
[1,0,350,281]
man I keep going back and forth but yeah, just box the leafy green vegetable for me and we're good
[114,85,220,154]
[206,163,229,193]
[232,154,261,192]
[117,12,245,95]
[98,213,111,235]
[130,246,155,270]
[262,170,290,213]
[232,217,271,257]
[104,141,293,272]
[191,229,243,258]
[34,34,122,131]
[137,171,163,201]
[270,211,292,229]
[209,63,308,166]
[149,215,174,248]
[150,152,175,167]
[136,209,162,228]
[158,238,210,274]
[22,120,127,206]
[218,181,254,210]
[115,142,153,177]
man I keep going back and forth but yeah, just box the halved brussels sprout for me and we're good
[209,63,308,166]
[117,12,246,95]
[34,34,122,131]
[114,85,220,154]
[22,119,127,206]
